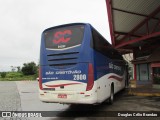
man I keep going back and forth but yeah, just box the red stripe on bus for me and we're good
[44,83,81,88]
[108,75,123,81]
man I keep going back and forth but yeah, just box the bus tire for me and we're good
[108,84,114,104]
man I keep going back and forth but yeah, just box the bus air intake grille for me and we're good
[47,52,79,68]
[47,52,79,56]
[48,57,77,61]
[49,63,77,66]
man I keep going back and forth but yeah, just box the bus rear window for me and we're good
[44,25,84,50]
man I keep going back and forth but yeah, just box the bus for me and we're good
[39,23,127,104]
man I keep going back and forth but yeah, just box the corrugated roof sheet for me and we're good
[112,0,160,33]
[113,10,145,33]
[112,0,160,15]
[106,0,160,49]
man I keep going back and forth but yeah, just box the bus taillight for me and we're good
[39,67,43,90]
[86,63,94,91]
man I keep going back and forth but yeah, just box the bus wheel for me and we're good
[108,84,114,104]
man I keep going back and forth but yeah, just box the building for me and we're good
[106,0,160,88]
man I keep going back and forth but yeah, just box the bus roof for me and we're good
[43,23,90,33]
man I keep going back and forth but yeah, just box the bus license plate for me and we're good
[58,94,67,99]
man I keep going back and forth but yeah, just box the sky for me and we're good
[0,0,111,72]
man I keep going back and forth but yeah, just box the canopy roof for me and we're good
[106,0,160,53]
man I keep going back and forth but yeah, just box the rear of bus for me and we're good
[39,23,97,104]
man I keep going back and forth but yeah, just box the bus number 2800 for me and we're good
[73,74,86,80]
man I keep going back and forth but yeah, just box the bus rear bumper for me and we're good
[39,90,98,104]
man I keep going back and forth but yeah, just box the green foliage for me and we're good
[0,61,38,81]
[21,62,38,75]
[34,68,38,80]
[17,66,21,72]
[6,72,23,78]
[1,72,6,78]
[0,72,36,81]
[0,74,36,81]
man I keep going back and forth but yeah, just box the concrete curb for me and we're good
[128,91,160,96]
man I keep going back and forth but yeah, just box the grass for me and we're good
[0,72,37,81]
[0,75,36,81]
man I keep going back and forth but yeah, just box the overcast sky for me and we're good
[0,0,110,72]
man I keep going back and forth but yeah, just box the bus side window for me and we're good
[91,28,113,59]
[113,50,123,60]
[90,28,123,61]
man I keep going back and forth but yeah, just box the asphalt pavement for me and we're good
[0,81,160,120]
[0,81,21,111]
[15,81,68,111]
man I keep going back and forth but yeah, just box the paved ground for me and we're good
[0,81,160,120]
[15,81,68,111]
[0,81,21,111]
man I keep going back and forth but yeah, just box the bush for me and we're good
[21,62,37,75]
[1,72,6,78]
[6,72,23,78]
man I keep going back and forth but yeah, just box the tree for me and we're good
[11,66,16,72]
[17,66,21,72]
[1,72,6,78]
[21,62,37,75]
